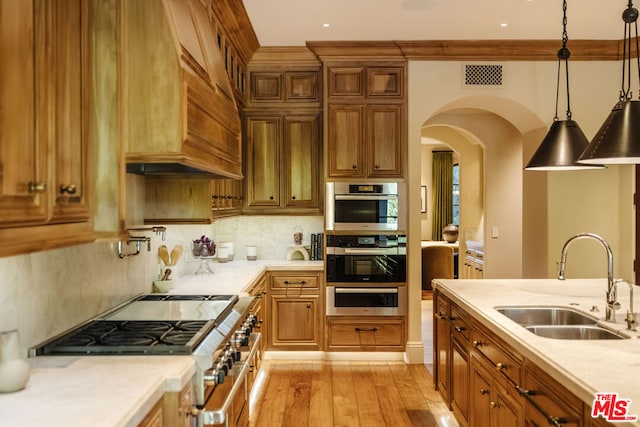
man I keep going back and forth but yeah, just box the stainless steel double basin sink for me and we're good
[495,306,628,340]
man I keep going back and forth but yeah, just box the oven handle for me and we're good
[335,287,398,294]
[200,332,262,426]
[334,195,396,201]
[343,248,393,255]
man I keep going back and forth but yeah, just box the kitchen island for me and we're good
[0,260,322,427]
[434,278,640,427]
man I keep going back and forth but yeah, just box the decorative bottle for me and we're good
[0,329,30,393]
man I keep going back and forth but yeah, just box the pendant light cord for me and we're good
[555,0,572,121]
[620,1,639,101]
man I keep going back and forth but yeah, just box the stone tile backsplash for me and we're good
[0,215,323,354]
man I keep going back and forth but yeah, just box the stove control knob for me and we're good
[204,369,225,386]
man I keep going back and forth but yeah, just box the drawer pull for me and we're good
[496,362,507,371]
[283,280,307,285]
[479,388,489,395]
[434,313,448,320]
[489,401,499,408]
[355,327,378,332]
[472,340,482,347]
[454,326,466,333]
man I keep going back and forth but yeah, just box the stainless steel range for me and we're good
[30,293,262,427]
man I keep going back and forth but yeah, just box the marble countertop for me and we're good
[434,278,640,426]
[0,259,323,427]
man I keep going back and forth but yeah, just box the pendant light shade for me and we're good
[526,120,598,170]
[578,3,640,164]
[525,0,604,171]
[579,99,640,164]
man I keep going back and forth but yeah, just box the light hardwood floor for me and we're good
[249,299,459,426]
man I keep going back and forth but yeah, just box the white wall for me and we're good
[405,59,636,363]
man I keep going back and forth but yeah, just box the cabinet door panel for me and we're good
[327,104,364,177]
[51,0,89,223]
[0,0,48,225]
[284,115,319,208]
[452,337,470,426]
[367,104,403,177]
[270,296,318,345]
[246,116,280,207]
[470,357,492,427]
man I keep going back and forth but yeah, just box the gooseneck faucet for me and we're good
[557,233,619,322]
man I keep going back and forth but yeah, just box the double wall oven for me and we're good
[31,294,261,427]
[324,180,408,317]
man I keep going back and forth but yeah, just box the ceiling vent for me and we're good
[463,64,503,87]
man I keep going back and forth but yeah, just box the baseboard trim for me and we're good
[264,350,405,361]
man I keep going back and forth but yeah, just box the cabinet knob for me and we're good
[489,401,499,408]
[352,164,357,169]
[454,325,465,333]
[472,340,482,347]
[434,313,448,320]
[269,196,274,200]
[291,196,296,200]
[306,303,311,309]
[480,388,489,395]
[496,362,507,371]
[59,184,77,195]
[28,181,46,193]
[375,164,380,169]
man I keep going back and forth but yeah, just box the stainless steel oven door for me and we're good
[326,286,407,316]
[325,182,406,231]
[198,333,261,427]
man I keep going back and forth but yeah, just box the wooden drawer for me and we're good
[450,304,470,342]
[270,274,320,291]
[471,324,522,386]
[326,317,405,351]
[523,362,582,427]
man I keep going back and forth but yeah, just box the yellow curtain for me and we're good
[431,151,454,240]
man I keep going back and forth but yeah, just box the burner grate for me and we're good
[37,320,211,355]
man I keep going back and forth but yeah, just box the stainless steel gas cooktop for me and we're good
[32,294,239,356]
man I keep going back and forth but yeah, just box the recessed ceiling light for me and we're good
[500,22,508,28]
[322,23,331,28]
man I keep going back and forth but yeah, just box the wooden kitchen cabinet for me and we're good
[163,382,195,427]
[450,304,471,427]
[138,398,164,427]
[325,316,405,351]
[143,176,242,224]
[326,103,403,178]
[327,66,404,100]
[244,114,321,213]
[0,0,94,257]
[267,271,323,350]
[433,288,600,427]
[522,362,581,427]
[324,62,406,179]
[250,71,319,103]
[470,352,523,427]
[434,292,451,406]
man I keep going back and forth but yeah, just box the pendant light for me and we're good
[579,1,640,164]
[525,0,604,170]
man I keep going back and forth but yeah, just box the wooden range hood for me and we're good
[122,0,242,178]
